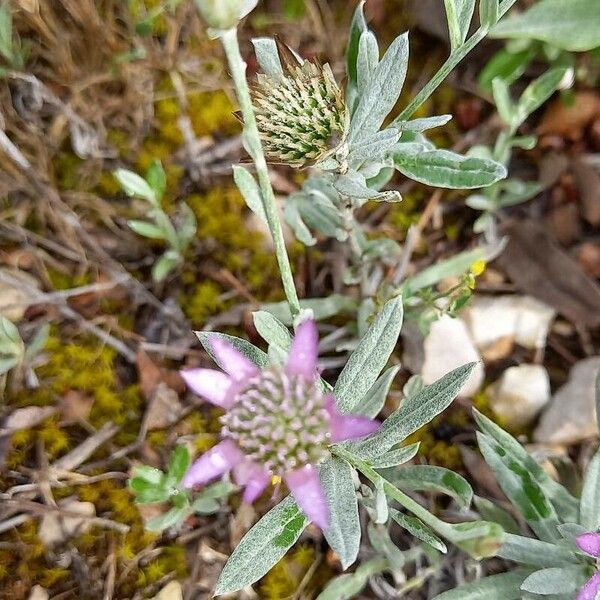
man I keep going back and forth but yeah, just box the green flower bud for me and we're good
[252,61,349,169]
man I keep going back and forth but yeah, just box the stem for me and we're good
[219,28,301,318]
[392,0,520,124]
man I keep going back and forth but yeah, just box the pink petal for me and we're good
[577,572,600,600]
[233,461,271,503]
[325,396,380,442]
[285,465,330,529]
[286,320,319,379]
[211,338,259,381]
[181,368,234,408]
[181,439,244,488]
[577,533,600,557]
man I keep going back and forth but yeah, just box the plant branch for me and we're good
[219,28,301,319]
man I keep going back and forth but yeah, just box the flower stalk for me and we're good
[219,28,301,318]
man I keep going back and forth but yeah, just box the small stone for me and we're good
[28,586,49,600]
[534,356,600,445]
[39,498,95,547]
[421,315,484,397]
[152,581,183,600]
[464,295,556,353]
[488,364,550,429]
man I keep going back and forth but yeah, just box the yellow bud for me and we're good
[470,260,487,277]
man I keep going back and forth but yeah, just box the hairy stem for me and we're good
[393,0,520,124]
[220,28,301,318]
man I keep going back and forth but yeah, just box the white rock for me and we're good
[534,356,600,445]
[421,315,484,397]
[28,586,49,600]
[39,498,95,547]
[153,581,183,600]
[488,364,550,429]
[464,295,556,352]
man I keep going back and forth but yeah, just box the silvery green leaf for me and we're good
[497,179,541,207]
[114,169,156,204]
[389,465,473,511]
[191,497,220,514]
[367,166,395,190]
[368,523,404,568]
[0,316,23,356]
[0,3,14,63]
[350,363,476,458]
[346,1,369,112]
[354,365,400,418]
[334,296,403,414]
[473,496,520,535]
[145,160,167,201]
[357,30,379,95]
[443,520,504,559]
[347,129,401,165]
[473,410,579,522]
[262,295,357,326]
[465,194,492,211]
[283,200,317,246]
[370,443,420,468]
[177,203,197,248]
[317,557,386,600]
[520,567,587,595]
[393,148,506,189]
[473,212,494,234]
[432,570,532,600]
[444,0,476,49]
[403,374,425,399]
[467,144,494,160]
[514,67,567,127]
[580,448,600,531]
[396,115,452,133]
[490,0,600,52]
[196,331,269,368]
[390,508,447,553]
[0,356,19,375]
[479,0,499,28]
[151,251,180,282]
[131,465,164,486]
[145,506,189,532]
[479,47,537,92]
[477,432,561,542]
[251,37,283,78]
[498,533,579,567]
[349,32,409,142]
[233,165,266,223]
[596,368,600,438]
[128,220,165,240]
[321,457,361,569]
[252,310,292,365]
[334,170,382,199]
[374,477,388,524]
[215,496,308,595]
[491,77,514,125]
[510,135,538,150]
[24,323,49,359]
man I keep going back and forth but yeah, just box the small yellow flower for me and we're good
[470,259,487,277]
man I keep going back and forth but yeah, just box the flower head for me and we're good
[252,60,349,168]
[181,320,379,529]
[576,532,600,600]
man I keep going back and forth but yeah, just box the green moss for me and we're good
[182,281,223,326]
[260,544,316,599]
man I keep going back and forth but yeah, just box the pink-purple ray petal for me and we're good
[325,396,380,442]
[211,338,259,381]
[285,465,330,530]
[577,533,600,558]
[286,320,319,379]
[180,368,233,408]
[233,460,271,503]
[577,572,600,600]
[181,439,244,488]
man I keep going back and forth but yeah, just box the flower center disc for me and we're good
[220,368,330,476]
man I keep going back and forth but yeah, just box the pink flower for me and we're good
[180,320,380,529]
[576,532,600,600]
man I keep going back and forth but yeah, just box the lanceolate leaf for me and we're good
[251,37,283,78]
[334,296,403,414]
[370,443,420,469]
[520,567,587,595]
[393,148,506,189]
[498,533,579,568]
[233,165,267,223]
[196,331,269,368]
[350,363,476,458]
[349,32,409,142]
[444,0,476,50]
[215,496,308,595]
[346,0,369,111]
[390,509,447,553]
[321,458,361,569]
[353,365,400,419]
[490,0,600,52]
[580,449,600,531]
[432,570,533,600]
[389,465,473,511]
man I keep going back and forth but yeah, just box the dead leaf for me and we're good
[153,581,183,600]
[572,158,600,226]
[2,406,55,432]
[497,220,600,327]
[0,267,39,321]
[137,351,185,400]
[537,92,600,140]
[145,382,184,431]
[58,390,94,424]
[28,586,48,600]
[38,498,95,547]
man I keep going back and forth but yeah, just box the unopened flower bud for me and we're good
[194,0,256,30]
